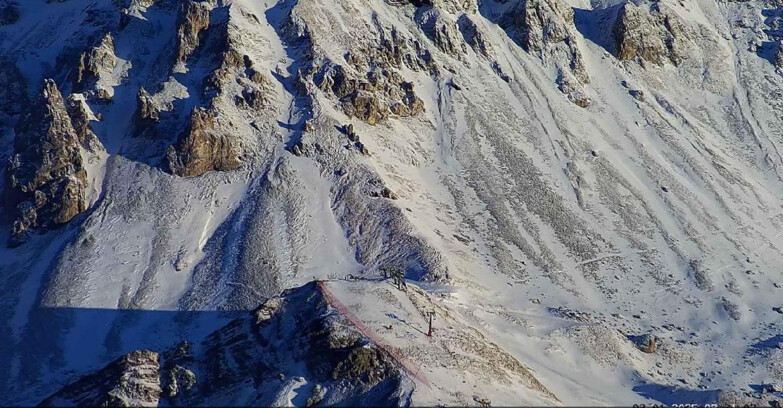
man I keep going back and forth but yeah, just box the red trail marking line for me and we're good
[318,281,431,388]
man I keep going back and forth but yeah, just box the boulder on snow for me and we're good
[630,333,658,353]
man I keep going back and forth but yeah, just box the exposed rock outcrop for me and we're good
[0,0,19,26]
[72,33,117,94]
[39,282,406,407]
[416,7,467,58]
[387,0,476,14]
[65,94,102,152]
[349,26,437,74]
[163,5,265,174]
[49,3,121,102]
[4,80,88,246]
[166,107,242,177]
[203,49,269,111]
[39,350,162,407]
[132,87,160,138]
[174,0,211,65]
[160,341,197,399]
[458,15,494,59]
[296,17,432,125]
[500,0,590,106]
[0,57,27,115]
[612,2,690,66]
[314,64,425,125]
[172,0,270,113]
[502,0,575,53]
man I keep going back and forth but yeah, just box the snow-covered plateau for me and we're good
[1,0,783,406]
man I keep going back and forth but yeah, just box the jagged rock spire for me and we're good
[4,79,88,245]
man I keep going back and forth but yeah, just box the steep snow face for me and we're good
[2,0,783,405]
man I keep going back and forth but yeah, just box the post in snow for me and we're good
[427,311,436,337]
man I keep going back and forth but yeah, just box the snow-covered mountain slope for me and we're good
[1,0,783,405]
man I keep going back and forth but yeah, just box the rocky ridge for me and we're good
[39,280,557,407]
[3,80,98,246]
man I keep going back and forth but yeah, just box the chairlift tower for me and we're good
[427,311,436,337]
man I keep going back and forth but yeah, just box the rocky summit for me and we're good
[1,0,783,406]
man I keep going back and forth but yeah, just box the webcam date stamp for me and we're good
[633,404,760,408]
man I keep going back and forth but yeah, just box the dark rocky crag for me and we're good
[0,0,19,27]
[4,80,91,246]
[166,107,243,177]
[174,0,211,66]
[132,87,161,138]
[38,350,163,407]
[0,58,28,116]
[71,32,117,94]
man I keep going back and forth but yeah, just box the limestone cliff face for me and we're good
[500,0,590,106]
[39,350,162,408]
[612,2,691,66]
[4,80,89,245]
[312,31,428,126]
[287,3,432,125]
[174,0,211,65]
[72,32,117,94]
[315,63,426,125]
[166,107,242,177]
[165,1,266,175]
